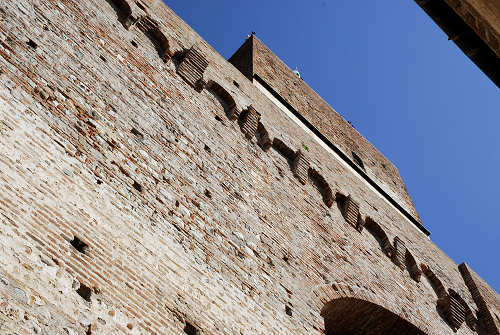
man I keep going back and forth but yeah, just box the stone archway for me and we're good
[322,297,427,335]
[312,283,434,335]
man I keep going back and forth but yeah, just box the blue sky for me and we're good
[165,0,500,291]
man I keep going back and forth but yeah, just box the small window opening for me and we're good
[282,253,290,264]
[285,305,293,317]
[352,151,364,169]
[99,55,107,62]
[204,189,212,198]
[130,40,138,48]
[132,180,143,193]
[77,282,92,302]
[233,80,240,88]
[203,144,211,153]
[184,322,200,335]
[70,236,89,254]
[130,127,143,138]
[26,39,38,49]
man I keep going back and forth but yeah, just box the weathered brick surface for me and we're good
[0,0,497,334]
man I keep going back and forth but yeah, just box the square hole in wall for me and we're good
[70,236,89,254]
[184,322,199,335]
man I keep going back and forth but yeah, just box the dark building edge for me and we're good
[228,36,253,81]
[414,0,500,88]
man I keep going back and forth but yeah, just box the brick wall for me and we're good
[0,0,497,334]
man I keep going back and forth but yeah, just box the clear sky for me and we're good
[165,0,500,292]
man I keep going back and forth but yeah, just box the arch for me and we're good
[309,167,334,207]
[271,138,311,184]
[105,0,134,29]
[364,217,394,257]
[313,283,430,335]
[322,298,427,335]
[272,138,295,161]
[134,16,171,62]
[421,264,447,298]
[405,249,422,282]
[205,80,239,120]
[256,122,272,151]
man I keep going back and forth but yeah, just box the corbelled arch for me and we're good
[104,0,136,28]
[312,283,436,335]
[134,16,171,62]
[205,80,239,119]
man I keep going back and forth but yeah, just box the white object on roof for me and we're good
[293,68,301,78]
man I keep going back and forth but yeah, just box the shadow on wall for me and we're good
[104,0,171,61]
[104,0,133,28]
[321,297,427,335]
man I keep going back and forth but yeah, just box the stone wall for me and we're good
[0,0,497,334]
